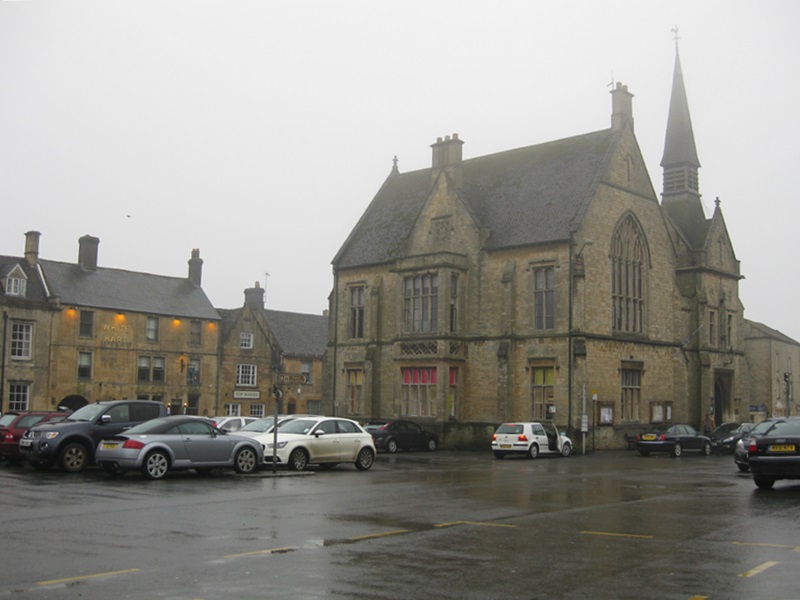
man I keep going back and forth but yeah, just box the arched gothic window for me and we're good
[611,215,647,333]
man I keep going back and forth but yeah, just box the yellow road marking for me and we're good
[37,568,140,586]
[224,546,297,558]
[435,520,516,528]
[581,530,654,539]
[349,529,411,541]
[733,541,800,552]
[739,561,780,578]
[688,596,709,599]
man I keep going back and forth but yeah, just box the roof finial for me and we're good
[391,155,399,174]
[714,196,721,208]
[671,25,680,48]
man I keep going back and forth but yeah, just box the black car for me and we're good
[748,418,800,489]
[734,418,780,472]
[708,423,742,451]
[363,420,438,453]
[709,422,754,454]
[19,400,168,472]
[634,424,712,457]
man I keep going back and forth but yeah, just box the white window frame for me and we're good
[240,332,254,349]
[8,383,30,411]
[236,364,257,387]
[11,322,33,360]
[6,276,26,296]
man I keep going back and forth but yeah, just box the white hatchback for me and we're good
[491,421,573,459]
[261,416,376,471]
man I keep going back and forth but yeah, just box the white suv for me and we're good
[491,421,572,459]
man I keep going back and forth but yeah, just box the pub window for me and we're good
[79,310,94,337]
[8,383,30,411]
[301,361,312,384]
[11,322,33,359]
[240,332,254,349]
[137,356,165,382]
[236,364,257,387]
[250,404,265,418]
[77,351,92,379]
[146,317,159,342]
[189,320,202,345]
[225,403,241,417]
[187,358,200,385]
[5,276,26,296]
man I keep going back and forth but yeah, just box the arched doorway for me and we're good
[714,371,732,423]
[59,395,89,412]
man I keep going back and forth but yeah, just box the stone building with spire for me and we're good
[327,46,752,449]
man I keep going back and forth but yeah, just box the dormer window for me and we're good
[6,277,26,296]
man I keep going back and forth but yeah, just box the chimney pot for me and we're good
[188,248,203,286]
[78,235,100,270]
[24,231,41,266]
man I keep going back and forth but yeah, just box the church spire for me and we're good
[660,32,706,246]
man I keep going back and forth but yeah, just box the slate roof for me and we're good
[0,255,51,308]
[264,309,328,358]
[333,128,618,269]
[39,259,220,320]
[745,319,800,346]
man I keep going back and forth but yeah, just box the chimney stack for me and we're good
[430,133,464,188]
[78,235,99,270]
[244,282,265,310]
[188,248,203,286]
[24,231,41,266]
[610,82,634,132]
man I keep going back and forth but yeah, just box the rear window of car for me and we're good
[496,424,523,435]
[765,420,800,436]
[0,414,18,427]
[16,415,45,429]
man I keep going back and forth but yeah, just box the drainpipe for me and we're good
[1,312,7,413]
[567,237,574,438]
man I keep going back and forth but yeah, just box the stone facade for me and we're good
[328,53,758,450]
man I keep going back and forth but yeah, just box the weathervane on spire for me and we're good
[671,25,680,47]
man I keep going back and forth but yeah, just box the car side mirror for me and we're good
[99,414,112,424]
[314,430,326,438]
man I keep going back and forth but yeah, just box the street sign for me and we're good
[278,373,308,385]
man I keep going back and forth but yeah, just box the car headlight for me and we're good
[45,432,60,440]
[722,436,734,443]
[267,441,288,449]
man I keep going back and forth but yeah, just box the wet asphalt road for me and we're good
[1,449,799,600]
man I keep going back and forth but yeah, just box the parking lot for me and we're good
[2,449,799,599]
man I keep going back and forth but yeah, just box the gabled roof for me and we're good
[40,259,220,320]
[745,319,800,346]
[0,255,51,307]
[264,309,328,358]
[334,128,618,269]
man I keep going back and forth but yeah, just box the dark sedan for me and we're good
[748,418,800,489]
[634,424,712,457]
[734,418,780,472]
[710,422,754,454]
[364,420,438,453]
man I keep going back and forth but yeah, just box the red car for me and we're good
[0,411,71,464]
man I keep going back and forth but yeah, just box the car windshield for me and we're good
[709,423,739,437]
[241,417,276,433]
[0,414,17,427]
[66,404,106,422]
[763,420,800,436]
[277,418,319,435]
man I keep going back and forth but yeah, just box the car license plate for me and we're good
[642,434,657,441]
[102,442,119,450]
[768,444,796,453]
[499,444,512,449]
[19,438,32,447]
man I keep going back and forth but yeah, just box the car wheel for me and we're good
[702,442,712,456]
[386,439,398,454]
[288,448,308,471]
[528,444,539,459]
[672,443,682,457]
[426,438,437,452]
[141,450,169,480]
[638,449,649,457]
[493,452,505,459]
[355,447,374,471]
[754,475,775,490]
[737,464,749,473]
[59,442,89,472]
[234,447,258,474]
[561,442,572,457]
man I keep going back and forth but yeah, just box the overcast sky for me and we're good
[1,1,798,341]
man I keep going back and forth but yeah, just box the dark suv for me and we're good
[19,400,168,472]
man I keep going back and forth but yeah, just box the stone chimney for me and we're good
[244,281,265,310]
[24,230,41,266]
[431,133,464,188]
[610,82,634,132]
[188,248,203,286]
[78,235,99,270]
